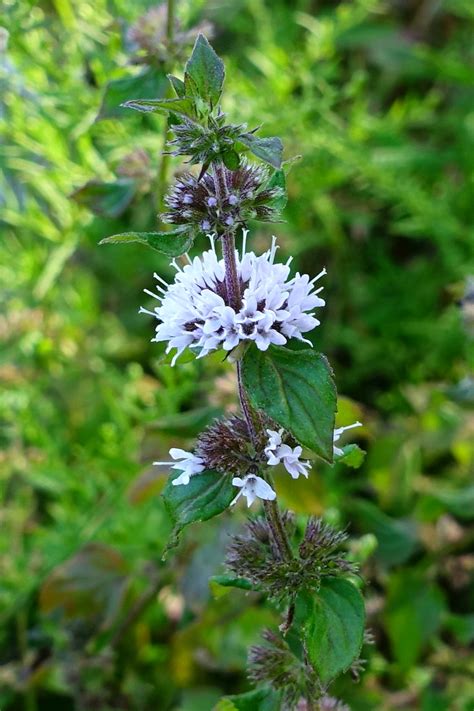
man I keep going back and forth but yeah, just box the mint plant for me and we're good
[101,35,366,710]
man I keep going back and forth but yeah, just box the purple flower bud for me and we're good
[207,196,218,207]
[228,194,238,205]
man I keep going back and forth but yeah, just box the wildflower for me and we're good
[333,422,362,457]
[153,448,205,486]
[231,474,276,507]
[140,232,325,365]
[265,429,312,479]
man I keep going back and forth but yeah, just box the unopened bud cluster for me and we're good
[167,112,245,166]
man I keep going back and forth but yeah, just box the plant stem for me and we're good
[214,162,293,564]
[221,231,241,312]
[166,0,175,45]
[156,0,176,212]
[263,497,293,561]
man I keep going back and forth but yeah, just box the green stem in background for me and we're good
[166,0,175,46]
[156,0,176,213]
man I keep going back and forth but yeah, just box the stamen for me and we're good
[143,288,163,300]
[139,306,158,317]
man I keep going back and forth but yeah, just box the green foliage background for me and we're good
[1,0,474,709]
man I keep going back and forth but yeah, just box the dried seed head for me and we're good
[299,518,349,559]
[195,415,253,476]
[161,160,283,232]
[226,516,355,601]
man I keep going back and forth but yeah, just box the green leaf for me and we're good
[222,149,240,170]
[242,345,337,462]
[162,470,235,552]
[352,499,419,567]
[97,68,167,120]
[338,443,366,468]
[184,34,225,108]
[71,179,136,218]
[433,485,474,520]
[265,169,287,211]
[150,406,222,437]
[209,575,253,598]
[385,572,445,671]
[296,578,365,684]
[214,688,279,711]
[239,134,283,168]
[99,228,194,256]
[121,97,196,120]
[167,73,186,97]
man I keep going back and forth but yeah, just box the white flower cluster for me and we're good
[154,422,362,506]
[140,232,326,365]
[264,428,311,479]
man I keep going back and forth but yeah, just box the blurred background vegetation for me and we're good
[1,0,474,709]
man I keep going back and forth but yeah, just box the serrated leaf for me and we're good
[71,179,136,218]
[162,470,235,553]
[296,578,365,684]
[239,134,283,168]
[167,73,186,97]
[184,34,225,107]
[97,68,167,120]
[242,345,337,462]
[99,228,194,256]
[338,443,366,468]
[121,97,195,120]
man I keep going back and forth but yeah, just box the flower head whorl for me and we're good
[162,161,281,232]
[140,232,326,365]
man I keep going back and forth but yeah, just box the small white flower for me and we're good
[333,422,363,457]
[153,447,205,486]
[265,428,312,479]
[140,231,326,364]
[231,474,276,507]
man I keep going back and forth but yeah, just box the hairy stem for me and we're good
[221,231,241,311]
